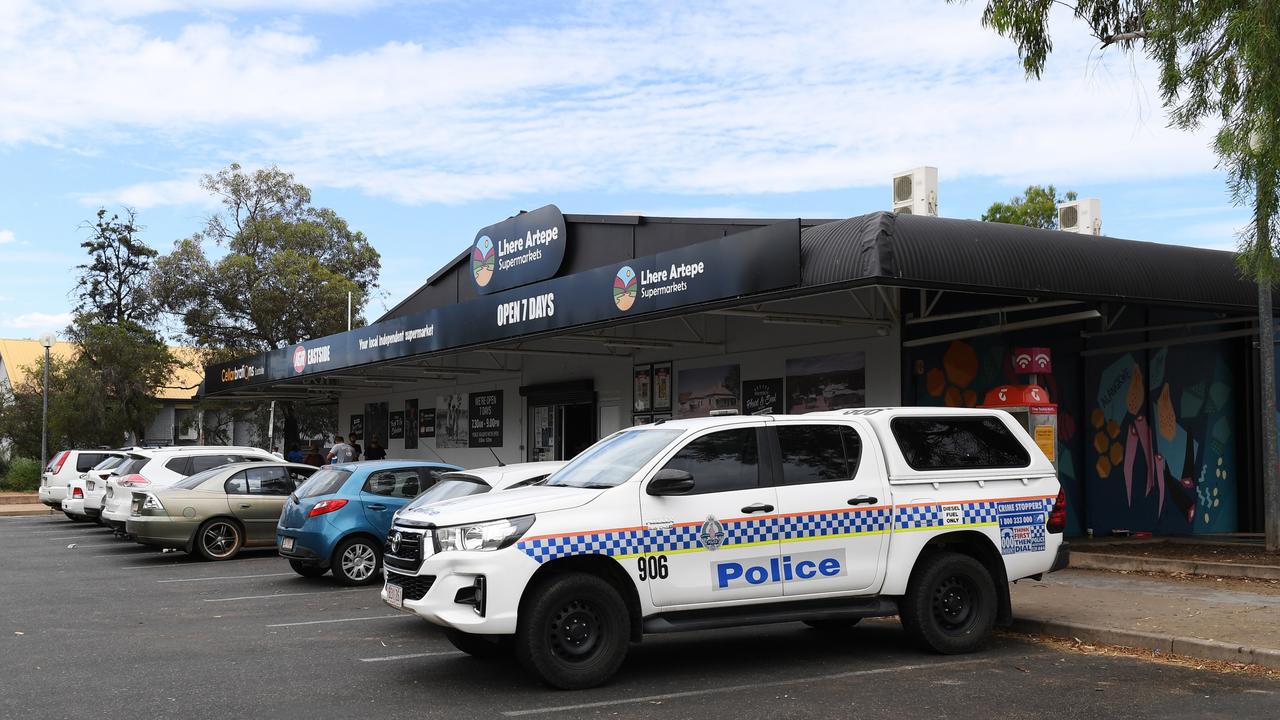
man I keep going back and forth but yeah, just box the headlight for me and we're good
[141,494,164,510]
[435,515,534,553]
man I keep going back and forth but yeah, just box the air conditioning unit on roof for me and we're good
[891,166,938,216]
[1057,198,1101,235]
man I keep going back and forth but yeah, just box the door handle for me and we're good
[847,495,878,506]
[740,503,774,514]
[239,504,252,509]
[368,504,387,511]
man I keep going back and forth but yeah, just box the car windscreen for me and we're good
[92,456,125,473]
[543,429,683,489]
[172,466,230,490]
[401,476,488,510]
[295,468,353,498]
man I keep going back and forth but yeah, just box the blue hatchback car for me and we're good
[277,460,460,585]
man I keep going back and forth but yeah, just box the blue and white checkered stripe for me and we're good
[893,501,1000,531]
[777,508,892,541]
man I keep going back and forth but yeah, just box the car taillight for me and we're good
[52,451,69,474]
[1047,488,1067,534]
[118,474,150,488]
[308,499,349,518]
[72,487,84,499]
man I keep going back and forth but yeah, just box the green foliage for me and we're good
[1,457,42,492]
[955,0,1280,279]
[0,356,129,458]
[982,185,1078,229]
[76,207,159,324]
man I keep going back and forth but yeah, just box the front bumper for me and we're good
[382,549,538,635]
[1049,541,1070,573]
[127,517,196,550]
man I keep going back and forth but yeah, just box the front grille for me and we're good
[384,527,429,572]
[386,571,435,601]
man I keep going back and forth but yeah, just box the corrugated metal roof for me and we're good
[799,212,1256,309]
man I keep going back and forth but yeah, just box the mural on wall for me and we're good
[1087,345,1237,534]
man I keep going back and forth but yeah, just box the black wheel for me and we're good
[514,573,630,689]
[331,537,381,586]
[194,518,244,561]
[899,552,996,654]
[289,560,328,578]
[803,618,861,632]
[445,628,513,660]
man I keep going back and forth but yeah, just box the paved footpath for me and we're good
[1012,568,1280,667]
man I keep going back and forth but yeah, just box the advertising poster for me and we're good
[785,352,866,412]
[742,378,784,415]
[404,399,419,449]
[437,393,469,448]
[676,364,740,418]
[653,362,672,411]
[419,408,436,438]
[633,365,653,412]
[349,414,364,443]
[389,411,405,439]
[468,390,503,448]
[363,402,388,448]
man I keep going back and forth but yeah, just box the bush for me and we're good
[1,457,42,492]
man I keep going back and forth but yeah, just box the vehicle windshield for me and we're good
[172,466,229,490]
[402,475,488,511]
[92,456,124,472]
[295,468,352,498]
[543,430,682,489]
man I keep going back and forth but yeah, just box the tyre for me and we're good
[331,537,381,586]
[289,560,328,578]
[445,628,512,660]
[194,518,244,561]
[803,618,861,632]
[899,551,997,654]
[513,573,630,689]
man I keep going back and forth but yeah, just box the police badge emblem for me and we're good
[699,515,727,551]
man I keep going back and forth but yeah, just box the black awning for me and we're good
[800,212,1256,309]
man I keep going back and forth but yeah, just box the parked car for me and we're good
[39,449,124,517]
[65,455,129,523]
[277,460,460,585]
[393,461,566,525]
[127,462,318,560]
[101,446,280,532]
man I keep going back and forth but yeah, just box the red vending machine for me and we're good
[980,347,1058,468]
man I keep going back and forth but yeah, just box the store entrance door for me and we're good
[522,380,597,462]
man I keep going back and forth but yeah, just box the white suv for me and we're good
[39,450,125,518]
[101,446,280,532]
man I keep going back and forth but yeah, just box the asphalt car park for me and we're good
[3,514,1279,720]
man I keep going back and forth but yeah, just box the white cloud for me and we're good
[0,230,14,244]
[9,312,73,330]
[75,176,213,209]
[1,1,1223,207]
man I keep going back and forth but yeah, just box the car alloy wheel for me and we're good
[199,520,242,560]
[339,542,378,583]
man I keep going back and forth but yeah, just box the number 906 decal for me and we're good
[637,555,669,581]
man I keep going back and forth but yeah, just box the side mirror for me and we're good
[646,468,695,496]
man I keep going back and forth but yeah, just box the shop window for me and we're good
[891,416,1030,471]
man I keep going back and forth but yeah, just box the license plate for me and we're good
[385,582,403,610]
[281,537,295,552]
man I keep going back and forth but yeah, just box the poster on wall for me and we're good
[389,411,405,439]
[437,393,469,448]
[653,362,672,411]
[786,352,866,412]
[742,378,784,415]
[349,414,364,443]
[677,364,740,418]
[633,414,652,426]
[468,391,503,448]
[363,402,388,448]
[633,365,653,412]
[419,408,436,438]
[404,399,419,449]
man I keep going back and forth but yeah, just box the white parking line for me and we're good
[500,658,994,717]
[205,588,370,602]
[359,651,464,663]
[266,614,406,628]
[0,534,98,541]
[158,572,295,584]
[63,543,130,549]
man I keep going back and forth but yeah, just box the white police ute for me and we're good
[382,407,1069,689]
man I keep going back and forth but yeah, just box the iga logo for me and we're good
[292,345,307,373]
[472,235,496,287]
[613,265,637,311]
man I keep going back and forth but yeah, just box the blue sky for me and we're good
[0,0,1249,340]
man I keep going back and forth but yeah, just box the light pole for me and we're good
[39,334,53,474]
[347,290,352,331]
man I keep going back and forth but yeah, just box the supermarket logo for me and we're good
[613,265,637,311]
[472,235,495,287]
[292,344,332,373]
[292,345,307,373]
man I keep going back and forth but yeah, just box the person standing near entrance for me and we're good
[365,437,386,461]
[327,435,354,464]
